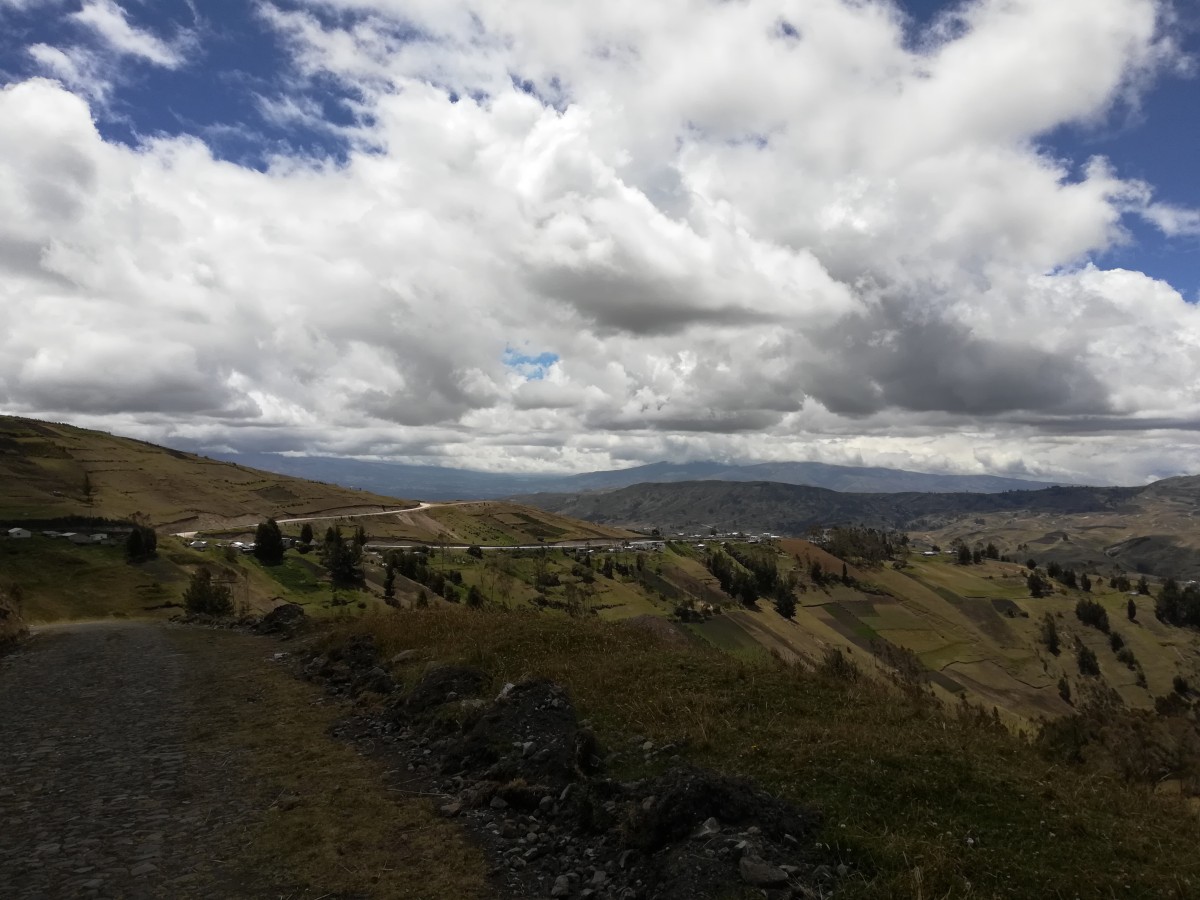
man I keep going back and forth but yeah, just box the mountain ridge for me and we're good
[210,452,1071,500]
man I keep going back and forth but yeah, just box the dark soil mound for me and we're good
[447,679,598,784]
[254,603,305,635]
[623,767,816,851]
[302,647,828,899]
[400,664,488,716]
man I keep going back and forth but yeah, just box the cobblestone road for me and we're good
[0,622,264,899]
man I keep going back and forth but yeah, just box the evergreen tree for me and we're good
[1127,597,1137,621]
[125,527,143,561]
[321,526,362,585]
[1080,572,1092,592]
[1040,613,1060,655]
[957,544,971,565]
[1136,575,1150,595]
[1028,571,1047,598]
[466,584,485,609]
[383,563,396,601]
[125,525,157,562]
[1058,676,1072,704]
[1076,643,1100,677]
[774,592,796,619]
[841,562,850,585]
[985,543,999,560]
[254,518,285,565]
[300,523,314,547]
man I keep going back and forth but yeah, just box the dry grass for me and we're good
[328,605,1200,899]
[0,415,413,528]
[171,626,488,899]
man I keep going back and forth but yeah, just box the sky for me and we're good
[1,0,1199,485]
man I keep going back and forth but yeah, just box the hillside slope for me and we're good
[522,477,1200,578]
[0,416,415,530]
[522,479,1141,531]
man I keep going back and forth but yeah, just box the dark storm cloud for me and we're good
[801,299,1113,418]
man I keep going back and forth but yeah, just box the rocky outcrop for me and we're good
[299,640,836,900]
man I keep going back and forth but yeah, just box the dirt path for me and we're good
[0,622,486,900]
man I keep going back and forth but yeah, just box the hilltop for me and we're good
[0,415,416,531]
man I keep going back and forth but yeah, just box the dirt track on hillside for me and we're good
[0,622,486,900]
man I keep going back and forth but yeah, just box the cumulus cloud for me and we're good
[1,0,1199,485]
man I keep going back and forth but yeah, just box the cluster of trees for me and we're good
[384,549,482,606]
[706,545,798,614]
[826,527,906,567]
[955,540,1000,566]
[125,524,158,562]
[1074,598,1110,633]
[1025,562,1104,597]
[321,526,365,585]
[1155,578,1200,629]
[1027,571,1051,598]
[1044,561,1091,591]
[1042,609,1145,687]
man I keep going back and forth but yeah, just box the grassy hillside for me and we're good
[233,532,1195,729]
[321,605,1200,899]
[0,416,415,530]
[0,531,405,624]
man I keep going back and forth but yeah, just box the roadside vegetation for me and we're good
[322,605,1200,899]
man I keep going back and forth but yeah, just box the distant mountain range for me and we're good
[211,454,1067,500]
[518,479,1142,534]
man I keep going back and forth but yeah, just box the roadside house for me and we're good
[6,527,31,539]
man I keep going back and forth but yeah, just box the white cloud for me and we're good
[1,1,1199,485]
[70,0,188,69]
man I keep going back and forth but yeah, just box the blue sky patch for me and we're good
[503,348,560,381]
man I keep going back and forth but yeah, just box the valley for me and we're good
[4,415,1200,897]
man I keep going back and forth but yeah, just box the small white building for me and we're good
[7,527,31,539]
[68,533,92,545]
[91,533,108,543]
